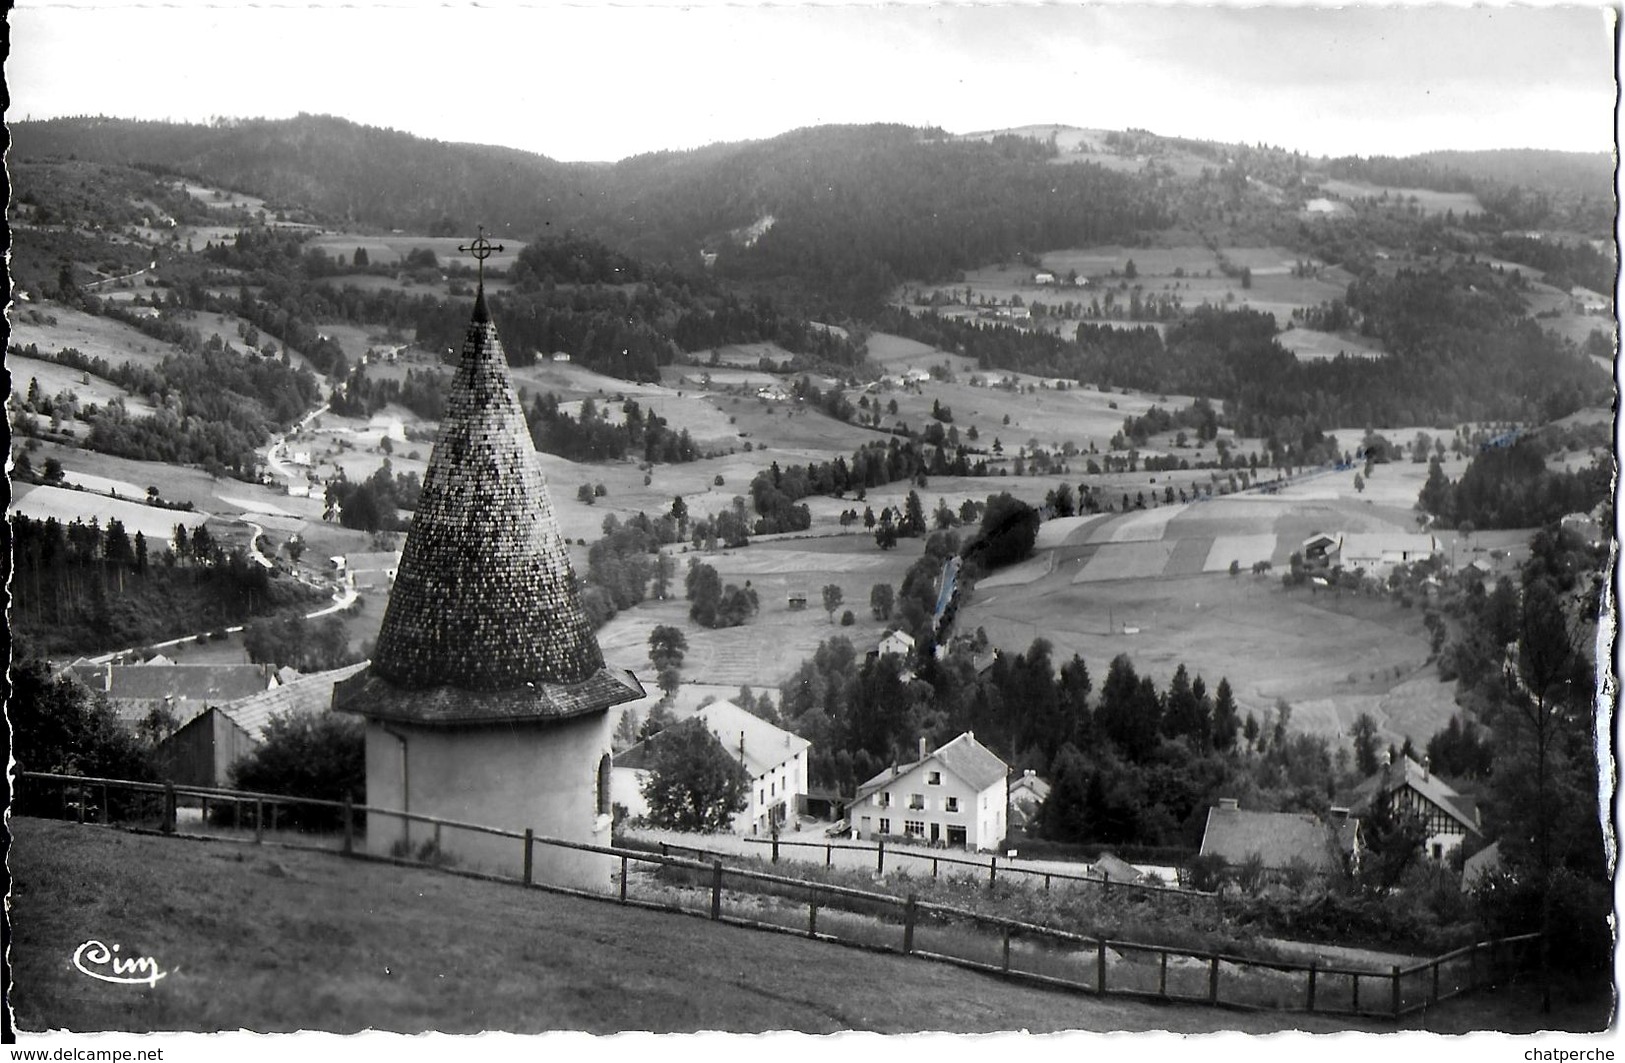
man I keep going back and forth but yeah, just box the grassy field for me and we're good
[307,233,527,271]
[8,304,180,369]
[1317,179,1484,216]
[12,818,1606,1037]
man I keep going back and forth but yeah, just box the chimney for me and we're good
[1219,797,1239,811]
[1328,806,1350,824]
[1422,755,1430,781]
[739,732,746,759]
[918,735,927,761]
[105,663,113,692]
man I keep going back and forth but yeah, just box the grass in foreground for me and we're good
[9,818,1608,1035]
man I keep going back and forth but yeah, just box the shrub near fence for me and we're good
[17,771,1539,1021]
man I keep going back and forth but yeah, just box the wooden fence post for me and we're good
[877,840,885,875]
[710,860,723,920]
[825,843,831,867]
[1431,959,1441,1005]
[254,799,264,844]
[523,829,534,885]
[342,796,354,855]
[76,785,86,824]
[1391,965,1401,1017]
[1208,954,1220,1004]
[162,783,176,834]
[932,857,939,879]
[100,784,109,825]
[1097,940,1108,995]
[902,894,916,954]
[988,856,997,889]
[619,854,629,903]
[1159,951,1168,997]
[771,835,779,864]
[201,796,209,825]
[1002,928,1012,973]
[807,901,819,939]
[1307,961,1317,1012]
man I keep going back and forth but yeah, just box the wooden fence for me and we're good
[734,834,1205,898]
[18,771,1538,1021]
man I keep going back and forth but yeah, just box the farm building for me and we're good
[612,699,810,835]
[1301,533,1339,566]
[64,661,285,730]
[1198,798,1359,874]
[875,630,916,660]
[1007,769,1051,832]
[849,732,1008,851]
[157,662,368,788]
[1034,272,1056,285]
[1342,754,1482,862]
[332,283,643,889]
[1337,533,1439,575]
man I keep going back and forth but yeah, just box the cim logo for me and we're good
[73,940,169,988]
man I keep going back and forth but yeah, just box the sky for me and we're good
[7,0,1619,162]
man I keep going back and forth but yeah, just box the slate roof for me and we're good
[693,700,811,778]
[333,288,642,725]
[1345,755,1481,835]
[1199,806,1355,872]
[613,700,810,780]
[222,661,369,739]
[854,732,1008,803]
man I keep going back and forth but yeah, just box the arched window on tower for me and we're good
[596,753,612,816]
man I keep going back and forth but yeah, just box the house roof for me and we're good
[614,701,810,779]
[854,732,1008,803]
[69,662,275,702]
[1009,772,1051,803]
[1093,852,1144,883]
[334,287,642,725]
[1339,533,1438,563]
[693,700,811,778]
[1198,806,1354,872]
[222,661,369,739]
[1461,841,1503,891]
[1344,755,1481,835]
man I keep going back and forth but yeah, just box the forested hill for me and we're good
[12,117,1159,311]
[608,125,1164,311]
[9,115,596,236]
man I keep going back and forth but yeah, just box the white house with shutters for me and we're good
[850,732,1008,851]
[613,699,810,836]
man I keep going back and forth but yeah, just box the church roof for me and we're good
[333,287,642,725]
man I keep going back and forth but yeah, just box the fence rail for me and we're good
[16,771,1538,1021]
[740,834,1208,898]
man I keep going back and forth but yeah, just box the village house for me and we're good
[875,629,915,660]
[158,662,368,788]
[1343,754,1482,862]
[611,700,811,835]
[1337,532,1439,576]
[1198,798,1360,875]
[1007,769,1051,833]
[65,660,285,730]
[850,732,1009,850]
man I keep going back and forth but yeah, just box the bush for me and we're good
[840,609,856,626]
[227,711,365,829]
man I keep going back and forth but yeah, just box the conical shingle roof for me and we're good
[333,289,642,725]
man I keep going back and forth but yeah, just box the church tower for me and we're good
[333,232,642,888]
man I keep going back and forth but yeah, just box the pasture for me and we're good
[11,484,210,542]
[1277,328,1387,361]
[9,355,157,416]
[8,305,180,370]
[1315,179,1484,216]
[307,233,527,271]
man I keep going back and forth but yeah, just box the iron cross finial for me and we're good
[458,225,505,287]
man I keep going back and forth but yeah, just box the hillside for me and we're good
[7,817,1405,1035]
